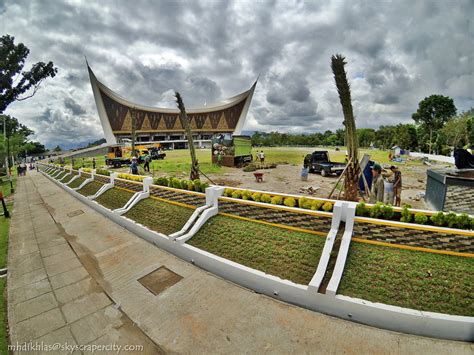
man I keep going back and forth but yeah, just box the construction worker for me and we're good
[370,163,384,203]
[390,165,402,207]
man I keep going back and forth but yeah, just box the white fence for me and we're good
[409,152,455,164]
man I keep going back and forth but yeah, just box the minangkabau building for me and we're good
[88,65,256,149]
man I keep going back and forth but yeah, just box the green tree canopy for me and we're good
[0,34,58,113]
[412,95,457,154]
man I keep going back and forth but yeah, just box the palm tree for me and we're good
[175,92,200,180]
[331,54,360,201]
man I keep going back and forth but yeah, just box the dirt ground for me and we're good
[207,160,451,210]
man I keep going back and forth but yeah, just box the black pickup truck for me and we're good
[304,150,346,176]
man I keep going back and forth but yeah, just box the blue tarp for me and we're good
[359,160,374,192]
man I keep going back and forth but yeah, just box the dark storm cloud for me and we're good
[1,0,473,147]
[64,97,86,116]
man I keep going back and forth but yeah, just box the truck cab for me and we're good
[304,150,346,176]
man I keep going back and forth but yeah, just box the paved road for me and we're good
[7,171,473,354]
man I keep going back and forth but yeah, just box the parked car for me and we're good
[303,150,346,176]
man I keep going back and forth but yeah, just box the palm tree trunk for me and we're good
[175,92,200,180]
[331,54,360,201]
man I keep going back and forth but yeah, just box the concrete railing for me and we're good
[38,163,474,341]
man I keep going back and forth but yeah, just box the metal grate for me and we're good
[138,266,183,296]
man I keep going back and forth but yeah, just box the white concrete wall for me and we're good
[409,152,455,164]
[39,163,474,341]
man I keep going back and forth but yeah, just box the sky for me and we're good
[1,0,473,149]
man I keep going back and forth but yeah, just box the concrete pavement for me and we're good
[7,171,474,354]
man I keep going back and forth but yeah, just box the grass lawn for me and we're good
[67,176,86,189]
[188,215,325,284]
[0,201,13,354]
[124,198,194,235]
[77,181,104,197]
[338,242,474,316]
[54,171,67,180]
[95,188,134,210]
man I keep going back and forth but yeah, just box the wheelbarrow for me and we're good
[253,172,264,182]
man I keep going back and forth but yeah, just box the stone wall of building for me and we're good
[352,219,473,253]
[149,186,205,208]
[218,198,331,234]
[444,185,474,215]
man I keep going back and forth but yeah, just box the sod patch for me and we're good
[95,188,134,210]
[187,215,325,284]
[338,242,474,316]
[68,176,86,189]
[54,172,67,180]
[62,174,74,184]
[124,198,194,235]
[77,181,104,197]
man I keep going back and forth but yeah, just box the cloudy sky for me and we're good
[1,0,473,148]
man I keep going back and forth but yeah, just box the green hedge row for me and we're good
[356,202,474,230]
[153,176,209,193]
[223,188,334,212]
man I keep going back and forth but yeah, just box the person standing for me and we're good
[130,157,139,175]
[260,151,265,163]
[370,163,384,203]
[92,158,96,169]
[143,153,150,172]
[390,165,402,207]
[20,161,26,176]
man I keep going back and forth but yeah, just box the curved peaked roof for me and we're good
[88,65,257,144]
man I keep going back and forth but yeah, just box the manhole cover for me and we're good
[138,266,183,296]
[67,209,84,217]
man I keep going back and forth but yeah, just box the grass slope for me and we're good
[95,188,134,210]
[338,242,474,316]
[188,215,325,284]
[0,202,13,353]
[77,181,104,197]
[67,176,86,189]
[124,198,194,235]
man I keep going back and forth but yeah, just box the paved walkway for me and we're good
[7,171,473,354]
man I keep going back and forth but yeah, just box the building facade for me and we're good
[88,65,256,149]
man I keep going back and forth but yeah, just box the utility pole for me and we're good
[131,107,137,157]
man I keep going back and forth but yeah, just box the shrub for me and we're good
[200,182,209,192]
[414,213,428,225]
[444,212,458,228]
[251,192,261,202]
[118,173,144,182]
[224,188,234,197]
[179,180,187,190]
[430,211,445,227]
[356,202,368,217]
[231,190,242,199]
[242,190,252,200]
[311,200,324,211]
[381,204,394,219]
[455,213,471,230]
[299,197,312,209]
[260,194,272,203]
[243,164,257,172]
[400,204,413,223]
[370,202,384,219]
[95,168,110,176]
[322,202,333,212]
[283,197,297,207]
[193,179,202,192]
[171,178,181,189]
[187,181,195,191]
[271,195,283,205]
[82,168,92,173]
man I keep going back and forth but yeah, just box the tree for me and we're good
[412,95,457,154]
[0,35,58,113]
[176,92,199,180]
[53,145,62,152]
[331,54,360,201]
